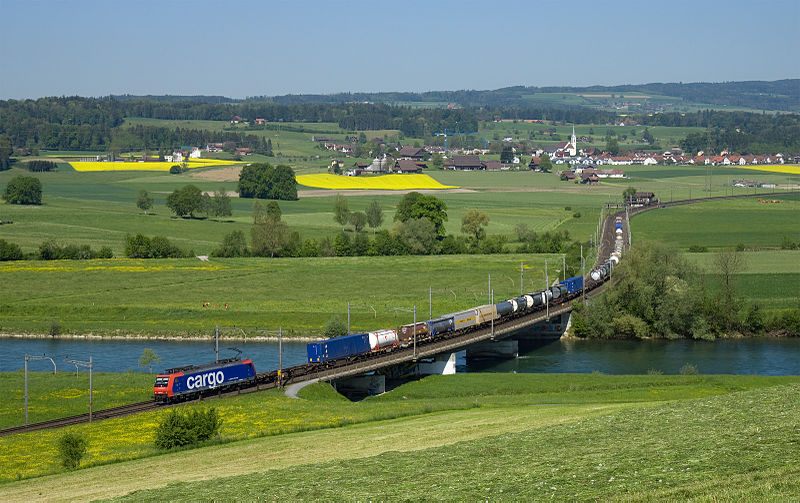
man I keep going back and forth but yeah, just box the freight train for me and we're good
[306,275,598,364]
[307,214,626,365]
[153,357,257,403]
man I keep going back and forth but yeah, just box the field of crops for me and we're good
[69,158,242,172]
[296,173,459,190]
[736,164,800,175]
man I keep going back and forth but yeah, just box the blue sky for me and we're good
[1,0,797,99]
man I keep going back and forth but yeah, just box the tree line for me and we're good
[570,241,800,339]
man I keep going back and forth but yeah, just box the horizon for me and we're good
[1,0,798,100]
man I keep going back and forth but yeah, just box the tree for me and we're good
[166,185,203,218]
[642,128,655,145]
[136,190,153,214]
[395,192,448,236]
[461,209,490,242]
[3,175,42,205]
[430,152,444,170]
[210,189,232,219]
[138,348,162,373]
[265,200,282,220]
[394,192,423,223]
[251,201,287,257]
[237,163,297,201]
[539,153,552,173]
[714,250,746,332]
[622,186,637,202]
[333,194,350,229]
[500,145,514,163]
[366,199,383,233]
[606,137,620,156]
[394,218,437,254]
[349,211,367,233]
[0,134,12,171]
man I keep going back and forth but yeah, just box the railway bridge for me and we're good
[278,189,796,395]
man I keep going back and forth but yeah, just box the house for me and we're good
[254,118,267,125]
[444,155,483,170]
[171,150,183,163]
[312,136,331,142]
[560,170,577,182]
[230,116,243,124]
[206,143,224,153]
[397,146,428,160]
[393,159,424,174]
[189,147,202,159]
[483,160,502,171]
[580,173,600,185]
[528,156,541,170]
[235,147,252,155]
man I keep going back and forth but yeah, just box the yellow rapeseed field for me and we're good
[736,164,800,175]
[296,173,458,190]
[69,159,242,172]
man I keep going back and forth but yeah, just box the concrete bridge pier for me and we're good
[417,352,458,375]
[519,312,572,338]
[465,339,519,359]
[331,374,386,397]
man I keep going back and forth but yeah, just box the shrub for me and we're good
[57,432,87,469]
[125,234,186,258]
[212,230,249,257]
[26,160,57,172]
[688,245,708,253]
[154,408,221,450]
[0,239,24,261]
[735,242,746,251]
[572,212,581,218]
[169,165,182,174]
[3,175,42,205]
[679,363,699,375]
[49,320,61,336]
[323,316,347,339]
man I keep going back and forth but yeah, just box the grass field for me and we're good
[631,195,800,249]
[0,374,798,500]
[0,254,575,337]
[0,371,154,429]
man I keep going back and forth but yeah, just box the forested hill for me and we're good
[251,80,800,113]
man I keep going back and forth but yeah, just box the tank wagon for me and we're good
[153,357,256,403]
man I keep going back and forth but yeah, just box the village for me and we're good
[315,126,798,185]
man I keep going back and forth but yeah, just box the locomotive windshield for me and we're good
[154,376,169,387]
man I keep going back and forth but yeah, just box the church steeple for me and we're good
[571,126,576,146]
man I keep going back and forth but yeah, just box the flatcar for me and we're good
[153,357,256,403]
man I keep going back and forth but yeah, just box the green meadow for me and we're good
[0,371,154,429]
[0,374,798,500]
[0,254,572,337]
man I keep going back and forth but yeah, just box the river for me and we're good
[4,335,800,376]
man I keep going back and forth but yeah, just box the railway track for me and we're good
[4,190,792,436]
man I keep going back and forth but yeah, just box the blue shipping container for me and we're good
[171,360,256,395]
[307,333,371,363]
[559,276,584,295]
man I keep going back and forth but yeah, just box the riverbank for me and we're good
[0,332,321,342]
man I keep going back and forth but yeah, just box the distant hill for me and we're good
[245,80,800,113]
